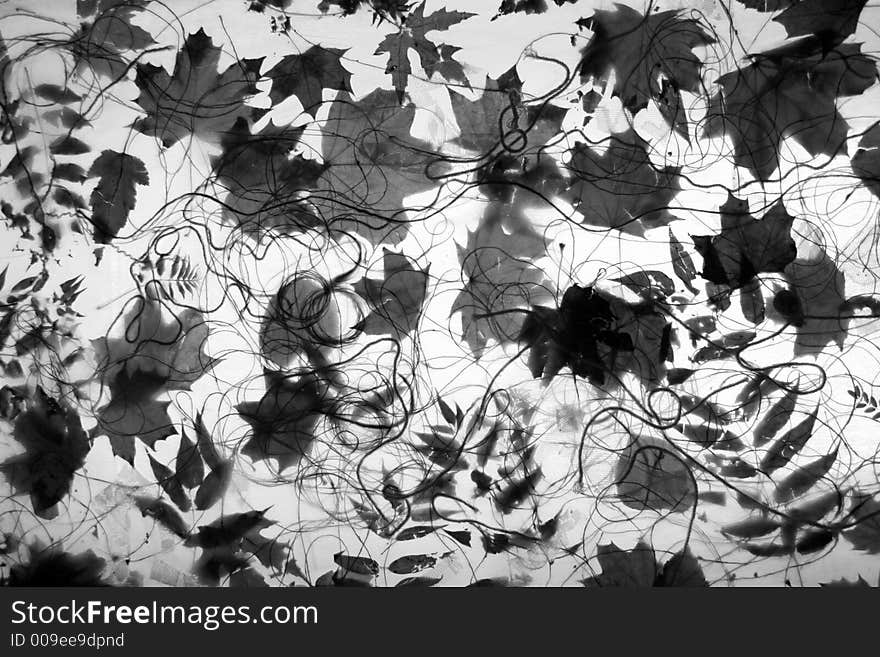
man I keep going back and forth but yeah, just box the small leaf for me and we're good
[334,552,379,576]
[193,458,233,510]
[175,428,204,489]
[795,528,835,554]
[443,528,471,546]
[658,548,708,587]
[438,397,457,425]
[395,575,442,587]
[387,553,439,574]
[787,488,844,523]
[722,516,781,539]
[148,453,191,512]
[194,412,222,469]
[670,229,698,294]
[133,495,189,538]
[753,390,798,446]
[49,135,90,155]
[396,525,438,541]
[34,83,82,104]
[759,408,818,473]
[773,447,839,503]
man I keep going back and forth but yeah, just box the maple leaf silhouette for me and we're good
[187,510,302,584]
[773,0,867,47]
[86,150,150,243]
[261,46,352,117]
[353,248,430,336]
[581,540,707,587]
[93,295,216,464]
[451,199,551,357]
[691,194,797,289]
[314,88,449,245]
[1,388,90,517]
[210,118,324,237]
[782,245,848,355]
[70,0,157,79]
[704,42,876,181]
[237,370,334,471]
[730,0,866,49]
[519,284,671,386]
[577,5,713,140]
[565,129,681,236]
[133,28,263,147]
[449,65,567,159]
[374,2,475,101]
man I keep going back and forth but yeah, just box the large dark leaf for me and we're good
[692,194,796,289]
[565,129,680,236]
[704,42,876,181]
[209,118,323,237]
[520,284,670,386]
[133,28,262,146]
[1,388,90,516]
[578,5,713,139]
[262,46,351,115]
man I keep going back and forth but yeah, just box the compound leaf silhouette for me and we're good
[759,407,818,474]
[773,446,838,503]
